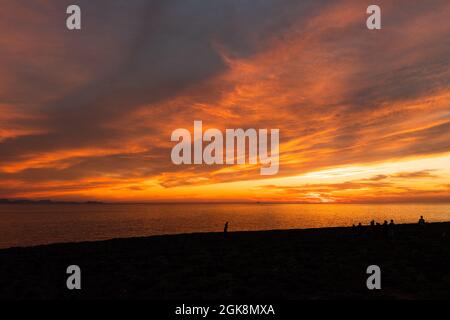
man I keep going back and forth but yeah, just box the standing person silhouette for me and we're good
[382,220,388,238]
[418,216,426,226]
[224,221,229,234]
[418,216,426,235]
[388,219,395,239]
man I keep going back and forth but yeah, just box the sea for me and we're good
[1,203,449,249]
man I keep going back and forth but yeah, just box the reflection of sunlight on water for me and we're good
[0,203,449,248]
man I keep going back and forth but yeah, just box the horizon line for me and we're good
[1,198,450,205]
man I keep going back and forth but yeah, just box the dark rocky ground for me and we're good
[0,222,449,300]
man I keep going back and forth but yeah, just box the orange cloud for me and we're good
[0,0,449,202]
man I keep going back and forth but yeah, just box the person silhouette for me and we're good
[224,221,229,234]
[369,220,375,232]
[418,215,425,226]
[388,219,395,239]
[382,220,388,237]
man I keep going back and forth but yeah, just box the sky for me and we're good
[0,0,449,203]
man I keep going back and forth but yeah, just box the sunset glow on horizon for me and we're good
[1,0,449,203]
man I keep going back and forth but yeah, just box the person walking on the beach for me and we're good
[224,221,229,234]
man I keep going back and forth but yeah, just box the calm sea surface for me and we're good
[0,203,449,249]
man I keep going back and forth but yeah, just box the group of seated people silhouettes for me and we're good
[352,216,427,238]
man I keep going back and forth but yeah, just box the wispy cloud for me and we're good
[0,0,449,201]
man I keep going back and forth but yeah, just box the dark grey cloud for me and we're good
[0,0,328,160]
[0,0,449,198]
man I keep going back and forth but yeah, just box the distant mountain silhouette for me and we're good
[0,199,104,205]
